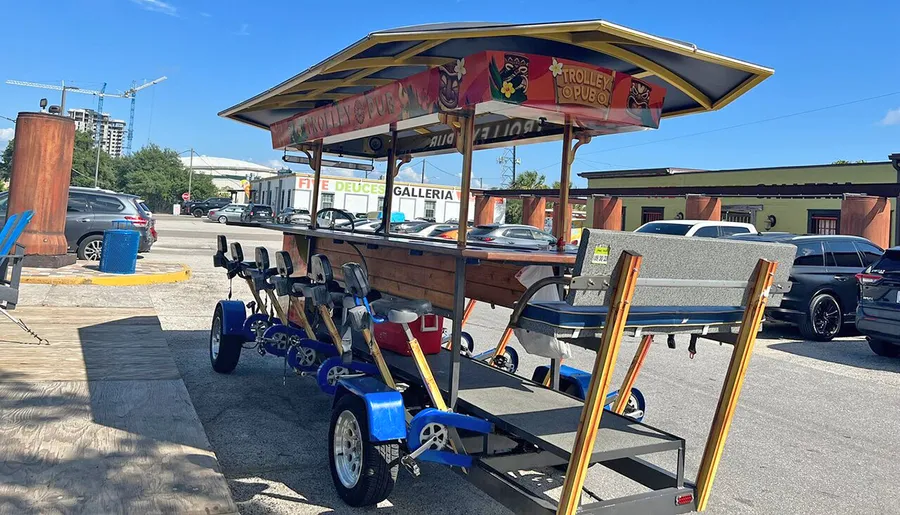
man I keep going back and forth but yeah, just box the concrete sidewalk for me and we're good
[0,306,236,515]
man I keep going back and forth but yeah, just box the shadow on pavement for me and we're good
[769,338,900,373]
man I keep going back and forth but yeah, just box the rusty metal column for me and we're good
[522,196,546,229]
[8,112,77,267]
[473,194,495,226]
[591,195,623,230]
[685,194,721,221]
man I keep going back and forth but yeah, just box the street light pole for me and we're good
[188,148,194,199]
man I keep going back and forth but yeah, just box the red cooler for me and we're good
[374,314,443,356]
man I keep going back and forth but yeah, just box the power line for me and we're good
[532,89,900,172]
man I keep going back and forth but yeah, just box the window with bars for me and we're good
[807,210,841,235]
[641,207,664,224]
[723,210,752,224]
[424,200,436,220]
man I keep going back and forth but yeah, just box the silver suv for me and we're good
[0,187,156,261]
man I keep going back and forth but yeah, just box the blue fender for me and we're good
[605,387,646,422]
[242,313,273,341]
[408,408,492,468]
[532,364,591,398]
[317,357,380,395]
[217,300,248,340]
[334,376,406,442]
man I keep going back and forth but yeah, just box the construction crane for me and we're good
[5,76,167,154]
[120,77,167,155]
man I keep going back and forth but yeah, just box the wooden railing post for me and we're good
[612,334,653,414]
[694,259,776,511]
[557,251,642,515]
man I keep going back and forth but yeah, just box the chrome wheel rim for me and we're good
[84,240,102,261]
[211,316,221,359]
[250,320,270,339]
[419,423,449,451]
[326,365,350,386]
[218,216,227,224]
[333,410,362,488]
[813,298,840,337]
[297,346,317,366]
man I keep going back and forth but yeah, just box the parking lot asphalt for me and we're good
[21,214,900,514]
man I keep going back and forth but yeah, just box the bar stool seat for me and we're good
[370,298,432,324]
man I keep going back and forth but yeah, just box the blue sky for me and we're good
[2,0,900,187]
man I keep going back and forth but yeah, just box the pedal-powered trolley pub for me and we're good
[214,20,792,514]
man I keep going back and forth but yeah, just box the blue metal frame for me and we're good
[408,408,492,467]
[334,376,406,442]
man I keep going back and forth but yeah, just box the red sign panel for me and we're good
[270,51,666,149]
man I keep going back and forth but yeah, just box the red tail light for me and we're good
[482,237,495,242]
[150,226,158,239]
[856,273,883,285]
[675,494,694,506]
[124,215,148,228]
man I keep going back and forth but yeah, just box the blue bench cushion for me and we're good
[520,302,745,330]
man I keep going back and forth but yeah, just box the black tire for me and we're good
[799,293,842,341]
[77,234,104,261]
[867,337,900,358]
[192,208,204,218]
[210,305,242,373]
[329,395,399,507]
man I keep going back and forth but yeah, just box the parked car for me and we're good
[0,187,155,261]
[855,247,900,357]
[635,219,758,237]
[240,203,274,224]
[393,220,434,234]
[467,224,559,248]
[413,223,456,238]
[208,204,248,224]
[276,207,311,225]
[184,197,232,217]
[731,233,883,341]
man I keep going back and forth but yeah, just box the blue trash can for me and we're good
[99,220,140,274]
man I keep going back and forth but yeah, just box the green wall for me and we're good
[584,162,897,240]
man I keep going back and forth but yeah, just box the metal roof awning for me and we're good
[220,20,773,133]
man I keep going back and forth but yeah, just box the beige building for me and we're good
[68,108,127,157]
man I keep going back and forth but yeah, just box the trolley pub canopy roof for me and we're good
[220,20,772,159]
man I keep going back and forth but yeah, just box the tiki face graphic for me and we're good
[626,79,651,118]
[500,54,530,97]
[438,63,460,110]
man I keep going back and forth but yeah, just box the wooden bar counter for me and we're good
[277,224,575,313]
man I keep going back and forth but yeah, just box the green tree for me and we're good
[117,144,218,211]
[71,130,118,189]
[0,138,13,182]
[832,159,867,164]
[504,170,548,224]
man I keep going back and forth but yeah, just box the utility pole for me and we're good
[498,147,521,187]
[421,159,426,183]
[60,80,67,114]
[512,147,517,183]
[93,83,107,188]
[188,148,194,199]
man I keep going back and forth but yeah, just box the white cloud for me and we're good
[130,0,177,16]
[397,165,428,183]
[267,159,283,169]
[0,128,13,143]
[880,107,900,126]
[322,167,356,177]
[234,23,250,36]
[199,11,212,17]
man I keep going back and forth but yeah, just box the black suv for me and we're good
[856,247,900,357]
[239,203,273,224]
[731,233,883,341]
[185,197,231,218]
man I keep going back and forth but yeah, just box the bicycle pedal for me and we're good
[400,455,421,477]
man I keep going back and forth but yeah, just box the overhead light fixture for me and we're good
[283,154,374,171]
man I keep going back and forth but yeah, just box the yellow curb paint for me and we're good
[21,265,191,286]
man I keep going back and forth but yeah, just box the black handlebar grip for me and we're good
[217,234,228,254]
[230,242,244,263]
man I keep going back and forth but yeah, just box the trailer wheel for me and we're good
[210,304,242,373]
[329,395,399,507]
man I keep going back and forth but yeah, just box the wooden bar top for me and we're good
[270,223,576,266]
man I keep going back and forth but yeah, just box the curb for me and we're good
[21,264,192,286]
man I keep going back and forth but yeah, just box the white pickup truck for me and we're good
[634,219,759,238]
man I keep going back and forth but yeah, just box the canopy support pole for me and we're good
[304,143,323,229]
[456,112,476,246]
[555,122,591,242]
[695,258,776,511]
[381,129,399,234]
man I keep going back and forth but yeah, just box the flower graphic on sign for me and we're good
[500,81,515,98]
[455,58,466,80]
[549,58,563,77]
